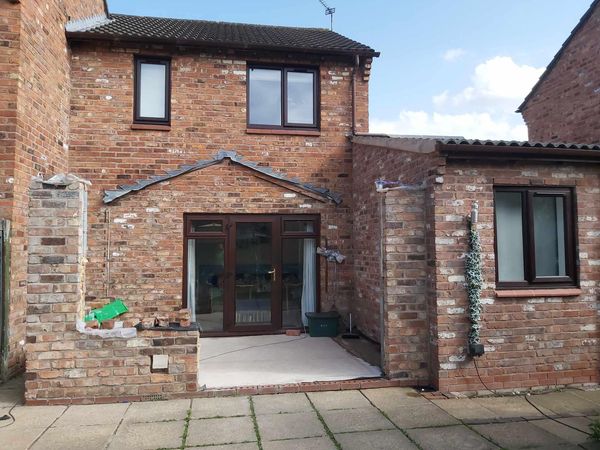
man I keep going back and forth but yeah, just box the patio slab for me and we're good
[187,416,256,446]
[192,396,250,418]
[123,398,190,423]
[0,426,46,449]
[335,429,417,450]
[320,407,395,433]
[198,335,381,388]
[407,425,500,450]
[471,396,545,420]
[262,436,337,450]
[362,387,431,409]
[528,391,600,416]
[10,405,66,428]
[53,402,129,427]
[256,411,325,441]
[384,403,460,429]
[307,390,372,410]
[431,398,498,423]
[472,421,580,449]
[33,424,117,450]
[530,418,591,446]
[108,420,185,450]
[252,393,313,415]
[188,445,259,450]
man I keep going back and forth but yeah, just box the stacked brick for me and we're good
[25,178,198,404]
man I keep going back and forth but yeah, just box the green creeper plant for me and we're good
[465,203,483,346]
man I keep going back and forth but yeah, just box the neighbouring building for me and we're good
[0,0,598,403]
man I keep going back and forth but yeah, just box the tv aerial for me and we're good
[318,0,336,31]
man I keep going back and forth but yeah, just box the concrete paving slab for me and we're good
[0,426,46,449]
[572,389,600,406]
[109,420,185,450]
[252,393,312,415]
[123,398,190,423]
[362,387,430,410]
[307,390,372,410]
[256,411,324,441]
[198,335,381,388]
[472,396,545,420]
[320,407,395,433]
[473,421,579,449]
[431,398,498,423]
[187,416,256,446]
[335,429,417,450]
[192,396,250,418]
[188,445,259,450]
[529,418,590,446]
[262,436,337,450]
[33,424,117,450]
[557,416,594,433]
[54,403,129,427]
[10,405,66,428]
[407,425,499,450]
[529,391,600,416]
[384,403,460,429]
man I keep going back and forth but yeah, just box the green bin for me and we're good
[305,312,340,337]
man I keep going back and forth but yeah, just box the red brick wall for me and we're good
[68,42,370,321]
[521,4,600,143]
[433,161,599,393]
[0,0,105,378]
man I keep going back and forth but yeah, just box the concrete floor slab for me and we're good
[473,421,579,449]
[407,425,499,450]
[54,403,129,427]
[385,403,460,429]
[320,407,395,433]
[262,436,337,450]
[307,390,372,410]
[192,396,250,418]
[198,335,381,388]
[256,411,325,441]
[109,420,185,450]
[335,429,417,450]
[0,426,46,449]
[431,398,498,423]
[10,405,66,428]
[529,391,600,416]
[187,416,256,446]
[252,393,312,415]
[471,396,545,420]
[123,398,190,423]
[529,418,591,446]
[33,424,117,450]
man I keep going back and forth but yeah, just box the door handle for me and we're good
[267,268,276,282]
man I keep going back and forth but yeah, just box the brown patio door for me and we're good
[185,214,318,335]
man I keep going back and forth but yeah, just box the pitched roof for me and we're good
[517,0,600,112]
[66,13,378,57]
[103,150,343,205]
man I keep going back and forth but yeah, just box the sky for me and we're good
[107,0,593,140]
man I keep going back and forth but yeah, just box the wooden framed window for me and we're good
[134,56,171,124]
[247,65,319,130]
[494,186,577,289]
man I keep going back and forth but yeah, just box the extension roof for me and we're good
[103,150,343,205]
[517,0,600,112]
[66,13,378,58]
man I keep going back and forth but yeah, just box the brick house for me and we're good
[0,0,598,403]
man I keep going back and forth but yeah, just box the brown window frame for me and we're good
[247,64,320,130]
[493,186,578,290]
[133,56,171,125]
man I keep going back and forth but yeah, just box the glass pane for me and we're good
[249,68,281,126]
[235,222,273,325]
[188,239,224,332]
[284,220,315,233]
[495,192,525,282]
[282,238,316,328]
[191,220,223,233]
[287,71,315,125]
[139,63,167,118]
[534,196,566,277]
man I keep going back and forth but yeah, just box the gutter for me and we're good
[438,143,600,162]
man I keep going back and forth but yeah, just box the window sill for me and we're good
[495,288,582,298]
[131,123,171,131]
[246,128,320,137]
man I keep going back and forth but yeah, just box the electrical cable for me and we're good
[0,402,17,429]
[473,358,591,436]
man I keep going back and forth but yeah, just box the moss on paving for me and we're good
[304,393,342,450]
